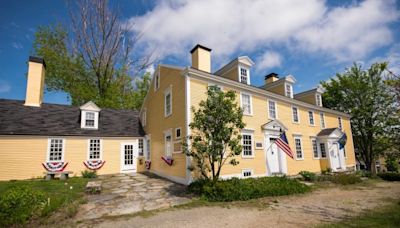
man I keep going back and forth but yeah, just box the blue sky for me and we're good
[0,0,399,105]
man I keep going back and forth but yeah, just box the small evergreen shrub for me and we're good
[81,170,97,178]
[331,173,362,185]
[0,186,47,226]
[189,176,311,202]
[385,157,399,172]
[299,171,317,182]
[378,172,400,181]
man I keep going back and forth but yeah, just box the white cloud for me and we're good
[369,44,400,76]
[11,42,23,50]
[0,80,11,93]
[256,51,282,72]
[129,0,399,71]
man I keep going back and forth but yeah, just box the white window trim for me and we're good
[138,138,145,157]
[238,65,250,85]
[293,136,304,160]
[308,110,315,126]
[175,127,182,139]
[240,92,253,116]
[320,112,325,129]
[87,139,103,161]
[154,71,160,92]
[145,135,151,161]
[291,106,300,124]
[311,137,319,160]
[241,129,255,158]
[285,83,293,98]
[47,138,66,162]
[267,99,278,120]
[241,169,254,178]
[164,129,173,158]
[316,94,322,107]
[164,86,172,117]
[81,110,99,129]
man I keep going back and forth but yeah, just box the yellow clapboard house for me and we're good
[0,46,356,184]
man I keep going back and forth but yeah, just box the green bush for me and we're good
[378,172,400,181]
[81,170,97,178]
[299,171,317,182]
[0,186,47,226]
[385,157,399,172]
[189,176,311,202]
[355,170,372,178]
[331,173,362,185]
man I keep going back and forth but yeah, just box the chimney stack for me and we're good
[25,56,46,107]
[265,73,279,84]
[190,44,212,73]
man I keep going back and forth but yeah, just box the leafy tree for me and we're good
[184,86,245,182]
[32,0,151,109]
[322,62,399,174]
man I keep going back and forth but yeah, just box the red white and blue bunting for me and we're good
[83,160,106,170]
[161,156,173,166]
[42,162,68,172]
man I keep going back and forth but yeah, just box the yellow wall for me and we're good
[141,66,187,180]
[0,136,142,181]
[189,78,356,177]
[295,94,317,106]
[25,61,45,107]
[266,84,285,97]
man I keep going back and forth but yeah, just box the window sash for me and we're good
[165,92,171,116]
[308,111,314,125]
[320,113,325,128]
[240,68,248,84]
[241,94,251,115]
[138,139,144,157]
[85,112,95,127]
[320,143,327,158]
[312,139,318,158]
[285,84,292,98]
[295,138,303,159]
[268,101,276,119]
[49,139,63,161]
[316,94,321,106]
[242,134,253,157]
[89,139,101,160]
[292,107,299,123]
[146,139,151,160]
[165,135,172,157]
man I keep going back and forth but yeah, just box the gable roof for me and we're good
[0,99,145,137]
[317,128,342,137]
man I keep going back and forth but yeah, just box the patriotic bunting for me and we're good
[83,160,106,170]
[161,156,173,166]
[42,162,68,172]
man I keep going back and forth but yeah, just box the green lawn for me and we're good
[0,177,88,223]
[320,201,400,228]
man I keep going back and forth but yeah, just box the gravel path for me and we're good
[88,181,400,228]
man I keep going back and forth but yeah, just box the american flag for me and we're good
[275,132,294,159]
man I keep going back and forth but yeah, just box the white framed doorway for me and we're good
[121,142,138,172]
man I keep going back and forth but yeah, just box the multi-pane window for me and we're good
[85,112,95,127]
[268,100,277,119]
[175,128,181,139]
[146,138,151,160]
[49,139,63,161]
[241,93,251,115]
[292,107,299,123]
[316,94,322,106]
[165,135,172,157]
[309,111,314,125]
[338,117,342,129]
[240,68,248,84]
[312,139,318,158]
[242,134,253,157]
[138,139,144,157]
[294,138,303,159]
[320,143,327,158]
[285,84,292,98]
[320,113,325,129]
[242,169,253,177]
[89,139,101,160]
[165,91,172,117]
[124,144,134,165]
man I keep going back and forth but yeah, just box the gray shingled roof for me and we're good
[0,99,145,137]
[317,128,338,137]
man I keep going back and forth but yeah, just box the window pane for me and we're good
[242,134,252,156]
[242,94,251,115]
[309,111,314,125]
[312,139,318,158]
[292,107,299,122]
[268,101,276,119]
[320,143,326,158]
[138,139,144,156]
[89,139,101,160]
[240,68,248,84]
[295,138,302,159]
[286,84,292,97]
[165,93,171,115]
[320,113,325,128]
[49,139,63,161]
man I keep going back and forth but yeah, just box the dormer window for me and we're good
[80,101,101,130]
[285,83,293,98]
[240,67,249,84]
[85,112,95,127]
[316,94,322,107]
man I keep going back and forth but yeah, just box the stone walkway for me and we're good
[75,173,191,221]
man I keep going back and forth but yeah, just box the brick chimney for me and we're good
[25,56,46,107]
[190,44,212,73]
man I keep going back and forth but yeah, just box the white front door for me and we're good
[266,138,281,174]
[121,142,137,172]
[330,143,343,171]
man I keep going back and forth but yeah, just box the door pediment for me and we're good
[261,120,288,132]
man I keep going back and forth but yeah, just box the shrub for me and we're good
[331,173,362,185]
[0,186,47,226]
[378,172,400,181]
[321,168,332,175]
[385,157,399,172]
[355,170,372,178]
[189,176,311,202]
[299,171,317,182]
[81,170,97,178]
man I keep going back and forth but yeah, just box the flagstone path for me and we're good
[75,173,191,221]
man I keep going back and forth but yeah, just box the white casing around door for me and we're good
[120,140,138,172]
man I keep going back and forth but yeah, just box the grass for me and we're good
[319,201,400,228]
[0,177,88,224]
